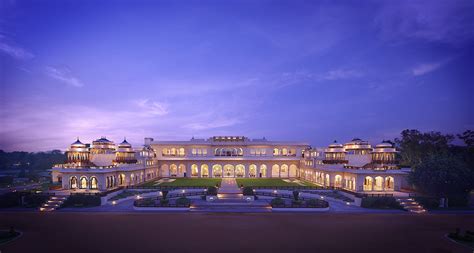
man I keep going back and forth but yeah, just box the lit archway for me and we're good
[90,177,98,189]
[170,164,178,177]
[272,164,280,177]
[260,165,267,178]
[280,164,289,178]
[79,176,88,189]
[385,176,394,191]
[289,165,298,177]
[364,176,373,191]
[224,164,234,177]
[334,175,343,188]
[178,164,186,177]
[201,164,209,177]
[70,176,77,189]
[235,164,245,177]
[212,164,222,177]
[161,164,169,177]
[374,176,384,191]
[191,164,199,177]
[249,164,257,177]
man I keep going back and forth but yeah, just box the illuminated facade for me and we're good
[300,139,408,192]
[52,136,408,192]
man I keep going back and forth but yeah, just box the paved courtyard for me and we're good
[0,212,472,253]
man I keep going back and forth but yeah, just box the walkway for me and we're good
[218,178,241,194]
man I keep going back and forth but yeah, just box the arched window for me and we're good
[224,164,234,177]
[282,148,288,156]
[179,148,185,156]
[178,164,186,177]
[171,148,176,156]
[273,148,280,156]
[70,176,77,189]
[162,148,168,156]
[79,176,88,189]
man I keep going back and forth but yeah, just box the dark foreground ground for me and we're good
[0,212,473,253]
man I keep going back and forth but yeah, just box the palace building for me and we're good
[51,136,409,192]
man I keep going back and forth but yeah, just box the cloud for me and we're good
[134,99,169,116]
[412,59,450,76]
[0,37,34,60]
[184,118,241,130]
[374,0,474,45]
[45,66,84,87]
[320,69,364,81]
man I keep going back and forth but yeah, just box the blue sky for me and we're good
[0,0,473,151]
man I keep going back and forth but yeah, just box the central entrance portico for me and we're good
[224,164,234,177]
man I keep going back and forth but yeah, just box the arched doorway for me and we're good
[178,164,186,177]
[224,164,234,177]
[374,176,384,191]
[70,176,77,189]
[79,176,88,189]
[289,165,298,177]
[90,177,98,189]
[170,164,178,177]
[364,176,373,191]
[235,164,245,177]
[334,175,342,188]
[272,165,280,177]
[161,164,169,177]
[385,176,394,191]
[212,164,222,177]
[280,164,289,178]
[201,164,209,177]
[249,164,257,177]
[191,164,199,177]
[260,165,267,178]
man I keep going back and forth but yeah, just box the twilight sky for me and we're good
[0,0,473,152]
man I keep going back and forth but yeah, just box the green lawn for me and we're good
[141,178,221,187]
[235,178,307,187]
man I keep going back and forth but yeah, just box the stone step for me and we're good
[39,207,55,212]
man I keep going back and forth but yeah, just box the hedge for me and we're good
[361,197,402,209]
[62,194,101,207]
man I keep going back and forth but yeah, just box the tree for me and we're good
[395,129,453,167]
[409,154,474,207]
[458,130,474,147]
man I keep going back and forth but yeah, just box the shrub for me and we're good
[291,199,302,206]
[161,190,169,199]
[414,197,440,209]
[293,190,300,200]
[271,197,285,207]
[0,192,23,208]
[160,198,169,206]
[207,186,218,196]
[306,198,329,208]
[134,198,156,207]
[361,197,402,209]
[23,194,49,208]
[176,197,191,206]
[63,194,101,207]
[242,187,254,196]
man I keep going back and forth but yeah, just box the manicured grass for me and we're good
[141,178,221,187]
[235,178,306,187]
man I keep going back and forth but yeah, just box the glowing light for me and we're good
[112,201,117,205]
[273,190,277,194]
[136,195,141,199]
[320,196,324,199]
[182,190,185,193]
[346,202,350,205]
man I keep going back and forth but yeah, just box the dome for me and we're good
[373,142,397,153]
[118,138,132,148]
[344,138,372,150]
[94,136,112,143]
[325,141,345,153]
[375,142,394,148]
[71,138,86,148]
[328,140,343,148]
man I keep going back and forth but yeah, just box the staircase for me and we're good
[39,195,67,212]
[396,197,426,213]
